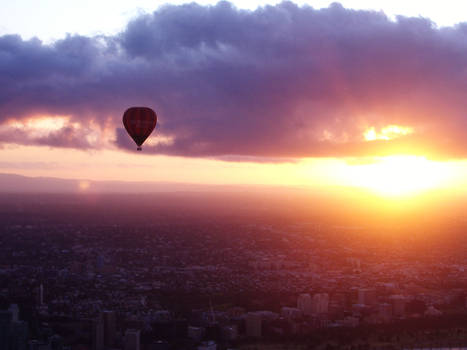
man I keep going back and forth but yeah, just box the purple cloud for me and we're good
[1,2,467,160]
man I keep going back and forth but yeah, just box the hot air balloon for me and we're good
[123,107,157,151]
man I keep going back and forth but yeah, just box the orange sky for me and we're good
[1,116,466,198]
[3,3,467,200]
[2,141,467,198]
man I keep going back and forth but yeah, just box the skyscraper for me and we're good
[197,341,217,350]
[312,293,329,314]
[1,308,28,350]
[103,311,116,348]
[297,293,312,316]
[92,315,104,350]
[0,311,12,350]
[358,289,377,306]
[35,284,44,306]
[378,303,392,322]
[8,304,19,323]
[124,329,140,350]
[390,295,406,317]
[245,312,262,338]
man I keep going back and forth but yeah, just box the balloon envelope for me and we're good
[123,107,157,150]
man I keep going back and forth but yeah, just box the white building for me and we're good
[297,293,312,316]
[312,293,329,314]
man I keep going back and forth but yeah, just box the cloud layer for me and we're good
[1,1,467,160]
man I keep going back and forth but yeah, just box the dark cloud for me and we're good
[1,2,467,160]
[0,123,97,149]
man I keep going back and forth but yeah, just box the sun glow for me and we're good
[78,180,91,191]
[342,155,455,196]
[3,116,71,137]
[364,125,413,141]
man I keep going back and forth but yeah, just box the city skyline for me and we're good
[0,192,466,349]
[1,3,467,348]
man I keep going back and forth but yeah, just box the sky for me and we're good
[2,0,467,196]
[2,0,467,41]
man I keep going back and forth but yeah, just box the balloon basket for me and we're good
[137,147,142,151]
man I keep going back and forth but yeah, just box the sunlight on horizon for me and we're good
[338,155,457,197]
[78,180,91,191]
[2,144,467,199]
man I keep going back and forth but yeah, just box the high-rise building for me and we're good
[378,303,392,322]
[312,293,329,314]
[358,289,377,306]
[188,326,205,342]
[49,334,64,350]
[424,305,442,317]
[152,340,170,350]
[35,284,44,306]
[92,315,104,350]
[221,325,238,341]
[197,341,217,350]
[124,329,140,350]
[297,293,312,316]
[28,340,50,350]
[0,309,28,350]
[103,311,116,348]
[11,322,28,350]
[8,304,19,323]
[280,307,301,319]
[0,311,12,350]
[348,258,361,273]
[245,312,262,338]
[96,254,105,271]
[390,295,406,317]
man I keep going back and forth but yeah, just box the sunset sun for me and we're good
[343,155,455,197]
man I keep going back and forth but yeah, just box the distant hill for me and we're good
[0,173,304,194]
[0,173,80,193]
